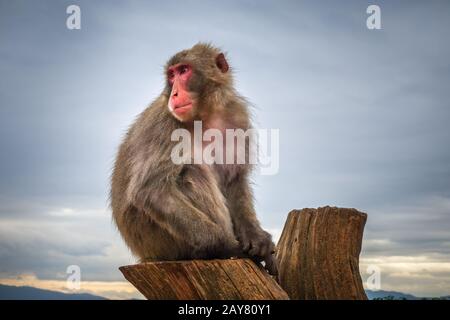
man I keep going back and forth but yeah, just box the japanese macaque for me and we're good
[110,43,277,275]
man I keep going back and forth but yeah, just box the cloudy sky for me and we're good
[1,0,449,299]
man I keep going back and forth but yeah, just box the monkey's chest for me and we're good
[211,163,241,187]
[191,122,248,186]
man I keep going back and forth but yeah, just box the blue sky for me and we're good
[1,0,450,298]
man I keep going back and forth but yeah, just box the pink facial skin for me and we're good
[167,64,193,119]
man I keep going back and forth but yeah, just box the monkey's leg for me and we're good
[178,165,235,230]
[131,172,240,260]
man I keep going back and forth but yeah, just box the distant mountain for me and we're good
[366,290,450,300]
[0,284,106,300]
[366,290,417,300]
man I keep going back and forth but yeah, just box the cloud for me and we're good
[0,273,143,300]
[0,0,450,297]
[358,195,450,296]
[0,202,135,281]
[360,255,450,297]
[362,196,450,257]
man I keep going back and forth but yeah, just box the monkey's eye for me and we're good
[178,65,189,75]
[167,70,175,81]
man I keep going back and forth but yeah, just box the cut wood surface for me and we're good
[119,258,289,300]
[276,206,368,300]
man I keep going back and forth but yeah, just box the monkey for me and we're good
[110,43,277,275]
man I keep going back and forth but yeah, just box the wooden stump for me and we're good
[276,206,368,300]
[119,258,289,300]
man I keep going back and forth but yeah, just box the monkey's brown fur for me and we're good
[111,43,277,274]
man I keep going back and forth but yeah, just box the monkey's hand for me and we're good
[236,226,278,275]
[261,253,278,277]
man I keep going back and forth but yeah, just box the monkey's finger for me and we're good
[269,242,276,255]
[240,236,251,252]
[261,238,275,257]
[248,241,262,256]
[250,241,269,257]
[264,255,278,276]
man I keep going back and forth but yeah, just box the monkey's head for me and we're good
[164,43,232,122]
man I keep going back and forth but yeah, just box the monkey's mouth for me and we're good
[173,103,192,114]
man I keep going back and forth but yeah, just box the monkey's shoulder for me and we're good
[125,102,178,150]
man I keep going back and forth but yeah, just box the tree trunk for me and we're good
[119,258,289,300]
[276,206,367,300]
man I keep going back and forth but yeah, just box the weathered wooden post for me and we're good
[276,206,367,300]
[120,206,368,300]
[120,258,288,300]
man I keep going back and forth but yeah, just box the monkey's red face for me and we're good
[167,63,195,122]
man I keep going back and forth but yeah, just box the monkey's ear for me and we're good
[215,53,229,73]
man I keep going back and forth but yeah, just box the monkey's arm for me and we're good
[225,173,278,275]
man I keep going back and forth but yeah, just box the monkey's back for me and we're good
[110,98,192,261]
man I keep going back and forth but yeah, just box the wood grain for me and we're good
[119,258,289,300]
[276,206,368,300]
